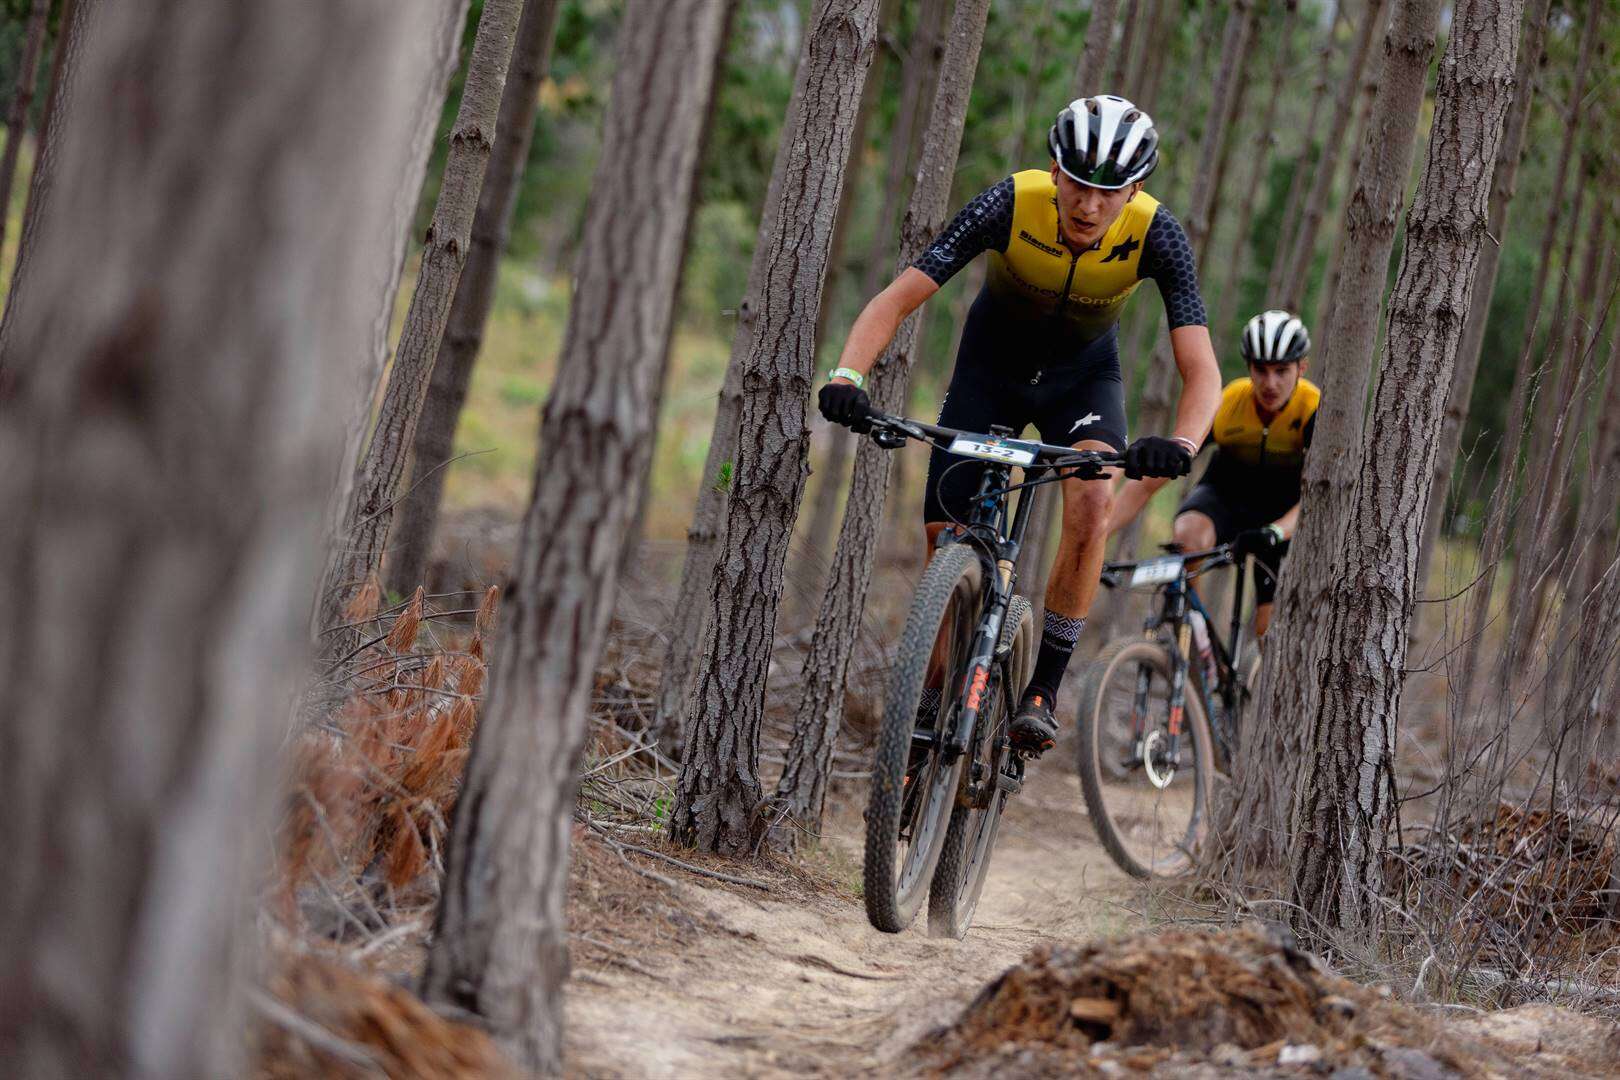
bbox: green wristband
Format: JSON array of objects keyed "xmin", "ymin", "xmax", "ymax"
[{"xmin": 828, "ymin": 367, "xmax": 865, "ymax": 389}]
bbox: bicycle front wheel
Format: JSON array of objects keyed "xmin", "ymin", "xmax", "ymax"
[
  {"xmin": 864, "ymin": 543, "xmax": 982, "ymax": 933},
  {"xmin": 1074, "ymin": 637, "xmax": 1215, "ymax": 879}
]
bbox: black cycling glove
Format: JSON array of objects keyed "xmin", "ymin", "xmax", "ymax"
[
  {"xmin": 1235, "ymin": 524, "xmax": 1286, "ymax": 557},
  {"xmin": 1123, "ymin": 435, "xmax": 1192, "ymax": 480},
  {"xmin": 818, "ymin": 382, "xmax": 872, "ymax": 432}
]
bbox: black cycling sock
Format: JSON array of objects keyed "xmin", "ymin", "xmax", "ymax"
[
  {"xmin": 1025, "ymin": 611, "xmax": 1086, "ymax": 704},
  {"xmin": 916, "ymin": 687, "xmax": 942, "ymax": 725}
]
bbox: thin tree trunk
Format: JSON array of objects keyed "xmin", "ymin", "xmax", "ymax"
[
  {"xmin": 1132, "ymin": 0, "xmax": 1175, "ymax": 112},
  {"xmin": 386, "ymin": 0, "xmax": 563, "ymax": 598},
  {"xmin": 1276, "ymin": 0, "xmax": 1387, "ymax": 312},
  {"xmin": 1285, "ymin": 0, "xmax": 1518, "ymax": 941},
  {"xmin": 650, "ymin": 13, "xmax": 826, "ymax": 752},
  {"xmin": 1075, "ymin": 0, "xmax": 1122, "ymax": 94},
  {"xmin": 773, "ymin": 0, "xmax": 992, "ymax": 841},
  {"xmin": 670, "ymin": 0, "xmax": 883, "ymax": 855},
  {"xmin": 318, "ymin": 0, "xmax": 525, "ymax": 639},
  {"xmin": 0, "ymin": 1, "xmax": 434, "ymax": 1073},
  {"xmin": 1310, "ymin": 24, "xmax": 1385, "ymax": 346},
  {"xmin": 0, "ymin": 0, "xmax": 95, "ymax": 363},
  {"xmin": 1265, "ymin": 0, "xmax": 1344, "ymax": 303},
  {"xmin": 1454, "ymin": 0, "xmax": 1598, "ymax": 704},
  {"xmin": 0, "ymin": 0, "xmax": 51, "ymax": 256},
  {"xmin": 1215, "ymin": 0, "xmax": 1441, "ymax": 887},
  {"xmin": 1108, "ymin": 0, "xmax": 1145, "ymax": 95},
  {"xmin": 1416, "ymin": 0, "xmax": 1551, "ymax": 584},
  {"xmin": 419, "ymin": 3, "xmax": 733, "ymax": 1071}
]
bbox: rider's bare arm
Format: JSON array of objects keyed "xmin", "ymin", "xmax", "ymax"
[
  {"xmin": 1166, "ymin": 324, "xmax": 1221, "ymax": 451},
  {"xmin": 1271, "ymin": 501, "xmax": 1302, "ymax": 540},
  {"xmin": 1106, "ymin": 473, "xmax": 1174, "ymax": 535},
  {"xmin": 828, "ymin": 268, "xmax": 940, "ymax": 384}
]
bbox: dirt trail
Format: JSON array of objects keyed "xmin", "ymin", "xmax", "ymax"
[{"xmin": 564, "ymin": 757, "xmax": 1145, "ymax": 1078}]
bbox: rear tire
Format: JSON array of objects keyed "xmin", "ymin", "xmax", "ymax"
[
  {"xmin": 1074, "ymin": 637, "xmax": 1215, "ymax": 879},
  {"xmin": 863, "ymin": 543, "xmax": 983, "ymax": 933},
  {"xmin": 927, "ymin": 594, "xmax": 1035, "ymax": 939}
]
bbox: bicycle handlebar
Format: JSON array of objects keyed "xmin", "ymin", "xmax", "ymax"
[{"xmin": 862, "ymin": 410, "xmax": 1125, "ymax": 474}]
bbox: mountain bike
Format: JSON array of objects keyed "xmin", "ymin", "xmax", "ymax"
[
  {"xmin": 1074, "ymin": 542, "xmax": 1262, "ymax": 879},
  {"xmin": 858, "ymin": 410, "xmax": 1122, "ymax": 937}
]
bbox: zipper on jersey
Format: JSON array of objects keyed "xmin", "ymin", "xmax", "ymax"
[
  {"xmin": 1260, "ymin": 425, "xmax": 1269, "ymax": 470},
  {"xmin": 1053, "ymin": 249, "xmax": 1080, "ymax": 323}
]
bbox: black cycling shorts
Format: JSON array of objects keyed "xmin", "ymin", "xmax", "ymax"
[
  {"xmin": 1176, "ymin": 482, "xmax": 1289, "ymax": 604},
  {"xmin": 923, "ymin": 293, "xmax": 1128, "ymax": 527}
]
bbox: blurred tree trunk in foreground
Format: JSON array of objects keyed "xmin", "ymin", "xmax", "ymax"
[
  {"xmin": 1286, "ymin": 0, "xmax": 1521, "ymax": 941},
  {"xmin": 1456, "ymin": 0, "xmax": 1600, "ymax": 703},
  {"xmin": 386, "ymin": 0, "xmax": 563, "ymax": 598},
  {"xmin": 420, "ymin": 2, "xmax": 733, "ymax": 1071},
  {"xmin": 0, "ymin": 1, "xmax": 432, "ymax": 1073},
  {"xmin": 318, "ymin": 0, "xmax": 524, "ymax": 641},
  {"xmin": 1417, "ymin": 0, "xmax": 1550, "ymax": 586},
  {"xmin": 671, "ymin": 0, "xmax": 882, "ymax": 855},
  {"xmin": 774, "ymin": 0, "xmax": 993, "ymax": 843},
  {"xmin": 0, "ymin": 0, "xmax": 95, "ymax": 352},
  {"xmin": 1215, "ymin": 0, "xmax": 1441, "ymax": 885},
  {"xmin": 0, "ymin": 0, "xmax": 52, "ymax": 256}
]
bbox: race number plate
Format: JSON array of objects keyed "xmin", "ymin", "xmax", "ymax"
[
  {"xmin": 947, "ymin": 435, "xmax": 1037, "ymax": 467},
  {"xmin": 1129, "ymin": 557, "xmax": 1184, "ymax": 587}
]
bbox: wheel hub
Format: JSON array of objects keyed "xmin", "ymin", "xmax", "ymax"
[{"xmin": 1140, "ymin": 729, "xmax": 1175, "ymax": 789}]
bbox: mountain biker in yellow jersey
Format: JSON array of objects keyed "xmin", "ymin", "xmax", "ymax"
[
  {"xmin": 1108, "ymin": 309, "xmax": 1319, "ymax": 637},
  {"xmin": 817, "ymin": 96, "xmax": 1221, "ymax": 756}
]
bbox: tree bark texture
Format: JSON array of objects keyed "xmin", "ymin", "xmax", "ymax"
[
  {"xmin": 1215, "ymin": 0, "xmax": 1441, "ymax": 886},
  {"xmin": 0, "ymin": 0, "xmax": 95, "ymax": 365},
  {"xmin": 1285, "ymin": 0, "xmax": 1520, "ymax": 940},
  {"xmin": 319, "ymin": 0, "xmax": 524, "ymax": 638},
  {"xmin": 1265, "ymin": 0, "xmax": 1344, "ymax": 304},
  {"xmin": 1276, "ymin": 0, "xmax": 1387, "ymax": 312},
  {"xmin": 670, "ymin": 0, "xmax": 883, "ymax": 854},
  {"xmin": 1108, "ymin": 0, "xmax": 1147, "ymax": 96},
  {"xmin": 0, "ymin": 1, "xmax": 432, "ymax": 1073},
  {"xmin": 773, "ymin": 0, "xmax": 992, "ymax": 840},
  {"xmin": 1455, "ymin": 0, "xmax": 1599, "ymax": 703},
  {"xmin": 1416, "ymin": 0, "xmax": 1550, "ymax": 582},
  {"xmin": 419, "ymin": 3, "xmax": 732, "ymax": 1071},
  {"xmin": 386, "ymin": 0, "xmax": 563, "ymax": 598},
  {"xmin": 1075, "ymin": 0, "xmax": 1122, "ymax": 95},
  {"xmin": 0, "ymin": 0, "xmax": 51, "ymax": 256}
]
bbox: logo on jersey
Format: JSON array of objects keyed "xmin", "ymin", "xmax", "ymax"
[
  {"xmin": 1017, "ymin": 229, "xmax": 1068, "ymax": 258},
  {"xmin": 1070, "ymin": 413, "xmax": 1103, "ymax": 433},
  {"xmin": 1100, "ymin": 235, "xmax": 1140, "ymax": 263}
]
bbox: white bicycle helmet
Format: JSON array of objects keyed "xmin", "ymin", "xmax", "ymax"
[
  {"xmin": 1240, "ymin": 309, "xmax": 1311, "ymax": 365},
  {"xmin": 1048, "ymin": 95, "xmax": 1159, "ymax": 189}
]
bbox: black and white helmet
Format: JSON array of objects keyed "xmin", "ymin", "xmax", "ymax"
[
  {"xmin": 1047, "ymin": 95, "xmax": 1159, "ymax": 189},
  {"xmin": 1240, "ymin": 310, "xmax": 1311, "ymax": 365}
]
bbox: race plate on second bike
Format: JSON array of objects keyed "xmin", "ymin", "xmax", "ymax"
[
  {"xmin": 1129, "ymin": 556, "xmax": 1184, "ymax": 587},
  {"xmin": 947, "ymin": 435, "xmax": 1038, "ymax": 466}
]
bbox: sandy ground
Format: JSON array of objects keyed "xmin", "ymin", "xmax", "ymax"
[{"xmin": 563, "ymin": 755, "xmax": 1157, "ymax": 1078}]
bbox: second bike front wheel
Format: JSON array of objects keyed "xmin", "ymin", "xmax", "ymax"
[
  {"xmin": 864, "ymin": 543, "xmax": 982, "ymax": 933},
  {"xmin": 1074, "ymin": 637, "xmax": 1216, "ymax": 879}
]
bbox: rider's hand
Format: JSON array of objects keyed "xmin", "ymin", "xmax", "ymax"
[
  {"xmin": 1234, "ymin": 524, "xmax": 1286, "ymax": 557},
  {"xmin": 1122, "ymin": 436, "xmax": 1192, "ymax": 480},
  {"xmin": 818, "ymin": 381, "xmax": 872, "ymax": 433}
]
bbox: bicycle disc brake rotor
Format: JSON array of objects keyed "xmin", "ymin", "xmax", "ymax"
[{"xmin": 1139, "ymin": 730, "xmax": 1175, "ymax": 789}]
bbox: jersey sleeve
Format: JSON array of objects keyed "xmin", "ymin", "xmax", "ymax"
[
  {"xmin": 911, "ymin": 177, "xmax": 1016, "ymax": 286},
  {"xmin": 1138, "ymin": 206, "xmax": 1208, "ymax": 330}
]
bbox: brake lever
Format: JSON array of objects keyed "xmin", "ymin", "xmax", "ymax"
[{"xmin": 871, "ymin": 427, "xmax": 907, "ymax": 449}]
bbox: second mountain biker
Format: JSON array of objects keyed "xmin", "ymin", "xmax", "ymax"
[{"xmin": 818, "ymin": 95, "xmax": 1222, "ymax": 755}]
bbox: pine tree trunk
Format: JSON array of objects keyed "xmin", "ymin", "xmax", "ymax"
[
  {"xmin": 1276, "ymin": 0, "xmax": 1387, "ymax": 312},
  {"xmin": 1265, "ymin": 0, "xmax": 1344, "ymax": 304},
  {"xmin": 0, "ymin": 1, "xmax": 434, "ymax": 1073},
  {"xmin": 419, "ymin": 3, "xmax": 732, "ymax": 1071},
  {"xmin": 0, "ymin": 0, "xmax": 95, "ymax": 359},
  {"xmin": 669, "ymin": 0, "xmax": 883, "ymax": 854},
  {"xmin": 1214, "ymin": 0, "xmax": 1441, "ymax": 887},
  {"xmin": 650, "ymin": 13, "xmax": 826, "ymax": 752},
  {"xmin": 0, "ymin": 0, "xmax": 51, "ymax": 256},
  {"xmin": 1454, "ymin": 0, "xmax": 1597, "ymax": 703},
  {"xmin": 1285, "ymin": 0, "xmax": 1520, "ymax": 940},
  {"xmin": 386, "ymin": 0, "xmax": 563, "ymax": 598},
  {"xmin": 1132, "ymin": 0, "xmax": 1175, "ymax": 112},
  {"xmin": 1108, "ymin": 0, "xmax": 1145, "ymax": 95},
  {"xmin": 318, "ymin": 0, "xmax": 525, "ymax": 639},
  {"xmin": 1416, "ymin": 0, "xmax": 1550, "ymax": 583},
  {"xmin": 772, "ymin": 0, "xmax": 992, "ymax": 841},
  {"xmin": 1074, "ymin": 0, "xmax": 1122, "ymax": 94},
  {"xmin": 1310, "ymin": 27, "xmax": 1386, "ymax": 344}
]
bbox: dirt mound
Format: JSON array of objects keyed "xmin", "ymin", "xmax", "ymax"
[{"xmin": 926, "ymin": 925, "xmax": 1620, "ymax": 1078}]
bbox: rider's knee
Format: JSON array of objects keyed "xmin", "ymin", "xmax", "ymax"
[
  {"xmin": 1062, "ymin": 480, "xmax": 1113, "ymax": 538},
  {"xmin": 1173, "ymin": 511, "xmax": 1213, "ymax": 550}
]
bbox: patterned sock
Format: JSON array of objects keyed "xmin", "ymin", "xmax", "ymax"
[
  {"xmin": 1026, "ymin": 611, "xmax": 1086, "ymax": 704},
  {"xmin": 917, "ymin": 687, "xmax": 943, "ymax": 725}
]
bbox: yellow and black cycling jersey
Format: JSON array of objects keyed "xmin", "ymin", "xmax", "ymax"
[
  {"xmin": 1197, "ymin": 376, "xmax": 1320, "ymax": 513},
  {"xmin": 912, "ymin": 169, "xmax": 1206, "ymax": 345}
]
